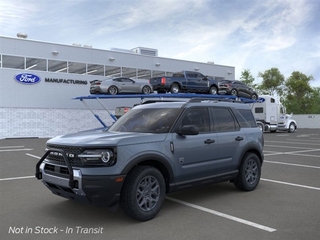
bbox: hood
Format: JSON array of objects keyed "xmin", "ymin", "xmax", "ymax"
[{"xmin": 47, "ymin": 129, "xmax": 167, "ymax": 147}]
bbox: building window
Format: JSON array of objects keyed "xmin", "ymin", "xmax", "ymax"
[
  {"xmin": 2, "ymin": 55, "xmax": 24, "ymax": 69},
  {"xmin": 137, "ymin": 69, "xmax": 151, "ymax": 79},
  {"xmin": 122, "ymin": 67, "xmax": 137, "ymax": 78},
  {"xmin": 26, "ymin": 57, "xmax": 47, "ymax": 71},
  {"xmin": 87, "ymin": 64, "xmax": 104, "ymax": 75},
  {"xmin": 105, "ymin": 66, "xmax": 121, "ymax": 77},
  {"xmin": 68, "ymin": 61, "xmax": 86, "ymax": 74},
  {"xmin": 48, "ymin": 60, "xmax": 68, "ymax": 73}
]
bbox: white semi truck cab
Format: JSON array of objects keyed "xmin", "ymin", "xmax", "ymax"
[{"xmin": 251, "ymin": 95, "xmax": 297, "ymax": 133}]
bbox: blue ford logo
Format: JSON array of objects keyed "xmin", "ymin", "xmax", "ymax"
[{"xmin": 14, "ymin": 73, "xmax": 41, "ymax": 85}]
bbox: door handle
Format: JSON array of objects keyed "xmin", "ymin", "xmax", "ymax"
[
  {"xmin": 204, "ymin": 139, "xmax": 215, "ymax": 144},
  {"xmin": 235, "ymin": 136, "xmax": 244, "ymax": 141}
]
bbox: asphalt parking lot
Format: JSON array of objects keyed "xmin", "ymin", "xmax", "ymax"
[{"xmin": 1, "ymin": 128, "xmax": 319, "ymax": 240}]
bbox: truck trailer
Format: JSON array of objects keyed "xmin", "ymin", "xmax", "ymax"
[{"xmin": 251, "ymin": 95, "xmax": 297, "ymax": 133}]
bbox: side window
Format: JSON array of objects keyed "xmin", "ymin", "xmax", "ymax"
[
  {"xmin": 255, "ymin": 107, "xmax": 263, "ymax": 113},
  {"xmin": 233, "ymin": 109, "xmax": 257, "ymax": 128},
  {"xmin": 180, "ymin": 108, "xmax": 210, "ymax": 133},
  {"xmin": 210, "ymin": 107, "xmax": 237, "ymax": 132}
]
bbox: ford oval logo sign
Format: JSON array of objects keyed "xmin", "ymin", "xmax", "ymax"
[{"xmin": 14, "ymin": 73, "xmax": 41, "ymax": 85}]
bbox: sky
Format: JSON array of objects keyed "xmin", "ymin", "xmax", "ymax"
[{"xmin": 1, "ymin": 0, "xmax": 320, "ymax": 87}]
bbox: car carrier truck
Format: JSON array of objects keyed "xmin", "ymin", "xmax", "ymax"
[{"xmin": 251, "ymin": 95, "xmax": 297, "ymax": 133}]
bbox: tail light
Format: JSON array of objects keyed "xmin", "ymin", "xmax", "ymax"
[{"xmin": 161, "ymin": 77, "xmax": 166, "ymax": 85}]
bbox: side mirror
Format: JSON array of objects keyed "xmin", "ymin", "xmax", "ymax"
[
  {"xmin": 176, "ymin": 125, "xmax": 199, "ymax": 136},
  {"xmin": 203, "ymin": 76, "xmax": 208, "ymax": 80}
]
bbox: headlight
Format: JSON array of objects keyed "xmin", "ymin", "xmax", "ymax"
[{"xmin": 78, "ymin": 149, "xmax": 116, "ymax": 166}]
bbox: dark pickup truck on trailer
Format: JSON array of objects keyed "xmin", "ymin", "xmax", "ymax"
[{"xmin": 150, "ymin": 71, "xmax": 219, "ymax": 94}]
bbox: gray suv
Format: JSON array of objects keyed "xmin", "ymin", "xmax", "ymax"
[{"xmin": 36, "ymin": 98, "xmax": 264, "ymax": 221}]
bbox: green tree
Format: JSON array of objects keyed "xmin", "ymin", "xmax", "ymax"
[
  {"xmin": 283, "ymin": 71, "xmax": 315, "ymax": 114},
  {"xmin": 258, "ymin": 68, "xmax": 285, "ymax": 96},
  {"xmin": 240, "ymin": 69, "xmax": 255, "ymax": 88}
]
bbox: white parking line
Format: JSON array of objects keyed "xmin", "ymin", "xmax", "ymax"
[
  {"xmin": 0, "ymin": 146, "xmax": 25, "ymax": 149},
  {"xmin": 264, "ymin": 148, "xmax": 320, "ymax": 157},
  {"xmin": 265, "ymin": 161, "xmax": 320, "ymax": 169},
  {"xmin": 26, "ymin": 153, "xmax": 41, "ymax": 159},
  {"xmin": 0, "ymin": 148, "xmax": 34, "ymax": 152},
  {"xmin": 265, "ymin": 144, "xmax": 316, "ymax": 150},
  {"xmin": 265, "ymin": 141, "xmax": 320, "ymax": 146},
  {"xmin": 261, "ymin": 178, "xmax": 320, "ymax": 191},
  {"xmin": 166, "ymin": 196, "xmax": 276, "ymax": 232},
  {"xmin": 0, "ymin": 176, "xmax": 34, "ymax": 181}
]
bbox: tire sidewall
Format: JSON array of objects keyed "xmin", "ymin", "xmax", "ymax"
[
  {"xmin": 231, "ymin": 89, "xmax": 238, "ymax": 96},
  {"xmin": 209, "ymin": 86, "xmax": 217, "ymax": 94},
  {"xmin": 142, "ymin": 86, "xmax": 151, "ymax": 94},
  {"xmin": 121, "ymin": 166, "xmax": 166, "ymax": 221},
  {"xmin": 236, "ymin": 153, "xmax": 261, "ymax": 191},
  {"xmin": 170, "ymin": 84, "xmax": 179, "ymax": 93},
  {"xmin": 108, "ymin": 86, "xmax": 118, "ymax": 95}
]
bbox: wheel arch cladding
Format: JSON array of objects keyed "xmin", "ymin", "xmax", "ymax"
[{"xmin": 121, "ymin": 154, "xmax": 174, "ymax": 193}]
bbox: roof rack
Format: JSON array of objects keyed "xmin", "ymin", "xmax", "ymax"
[{"xmin": 73, "ymin": 93, "xmax": 256, "ymax": 128}]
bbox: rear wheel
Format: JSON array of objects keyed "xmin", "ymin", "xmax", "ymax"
[
  {"xmin": 108, "ymin": 86, "xmax": 118, "ymax": 95},
  {"xmin": 234, "ymin": 153, "xmax": 261, "ymax": 191},
  {"xmin": 170, "ymin": 84, "xmax": 179, "ymax": 94},
  {"xmin": 142, "ymin": 86, "xmax": 152, "ymax": 94},
  {"xmin": 120, "ymin": 166, "xmax": 166, "ymax": 221}
]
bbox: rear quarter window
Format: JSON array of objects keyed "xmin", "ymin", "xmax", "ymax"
[{"xmin": 233, "ymin": 109, "xmax": 257, "ymax": 128}]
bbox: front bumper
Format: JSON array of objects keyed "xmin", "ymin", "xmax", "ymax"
[{"xmin": 35, "ymin": 149, "xmax": 125, "ymax": 209}]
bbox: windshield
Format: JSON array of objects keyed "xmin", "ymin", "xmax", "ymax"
[{"xmin": 109, "ymin": 107, "xmax": 182, "ymax": 133}]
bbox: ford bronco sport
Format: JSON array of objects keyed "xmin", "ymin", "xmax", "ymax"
[{"xmin": 36, "ymin": 98, "xmax": 264, "ymax": 221}]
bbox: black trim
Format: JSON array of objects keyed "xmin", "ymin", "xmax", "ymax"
[
  {"xmin": 35, "ymin": 149, "xmax": 76, "ymax": 188},
  {"xmin": 121, "ymin": 153, "xmax": 174, "ymax": 183},
  {"xmin": 169, "ymin": 170, "xmax": 239, "ymax": 192}
]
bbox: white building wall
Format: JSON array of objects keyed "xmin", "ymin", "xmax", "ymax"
[
  {"xmin": 293, "ymin": 114, "xmax": 320, "ymax": 129},
  {"xmin": 0, "ymin": 35, "xmax": 238, "ymax": 138}
]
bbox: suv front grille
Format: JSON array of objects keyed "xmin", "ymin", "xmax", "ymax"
[{"xmin": 46, "ymin": 144, "xmax": 84, "ymax": 167}]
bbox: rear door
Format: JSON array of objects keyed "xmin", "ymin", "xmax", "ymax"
[{"xmin": 209, "ymin": 107, "xmax": 245, "ymax": 172}]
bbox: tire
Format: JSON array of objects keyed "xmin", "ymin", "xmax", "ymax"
[
  {"xmin": 288, "ymin": 123, "xmax": 296, "ymax": 133},
  {"xmin": 231, "ymin": 89, "xmax": 238, "ymax": 96},
  {"xmin": 170, "ymin": 84, "xmax": 179, "ymax": 94},
  {"xmin": 209, "ymin": 86, "xmax": 218, "ymax": 95},
  {"xmin": 108, "ymin": 86, "xmax": 118, "ymax": 95},
  {"xmin": 120, "ymin": 166, "xmax": 166, "ymax": 221},
  {"xmin": 251, "ymin": 94, "xmax": 258, "ymax": 100},
  {"xmin": 234, "ymin": 153, "xmax": 261, "ymax": 191},
  {"xmin": 142, "ymin": 86, "xmax": 152, "ymax": 94}
]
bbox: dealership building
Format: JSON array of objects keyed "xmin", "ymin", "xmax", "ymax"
[{"xmin": 0, "ymin": 35, "xmax": 236, "ymax": 139}]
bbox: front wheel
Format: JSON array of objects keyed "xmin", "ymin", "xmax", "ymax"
[
  {"xmin": 120, "ymin": 166, "xmax": 166, "ymax": 221},
  {"xmin": 234, "ymin": 153, "xmax": 261, "ymax": 191},
  {"xmin": 209, "ymin": 86, "xmax": 218, "ymax": 95},
  {"xmin": 288, "ymin": 123, "xmax": 296, "ymax": 133}
]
